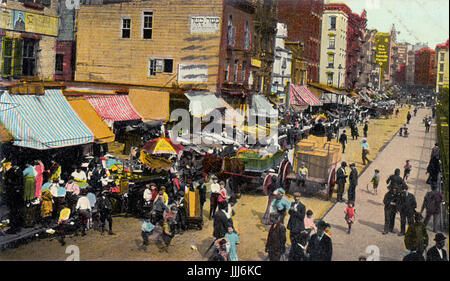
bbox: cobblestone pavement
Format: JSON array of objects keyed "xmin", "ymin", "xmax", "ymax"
[{"xmin": 0, "ymin": 107, "xmax": 416, "ymax": 261}]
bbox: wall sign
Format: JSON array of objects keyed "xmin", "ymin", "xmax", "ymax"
[
  {"xmin": 189, "ymin": 16, "xmax": 220, "ymax": 34},
  {"xmin": 178, "ymin": 63, "xmax": 208, "ymax": 82}
]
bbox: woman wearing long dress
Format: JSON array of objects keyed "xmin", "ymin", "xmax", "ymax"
[
  {"xmin": 262, "ymin": 175, "xmax": 278, "ymax": 225},
  {"xmin": 33, "ymin": 160, "xmax": 44, "ymax": 198}
]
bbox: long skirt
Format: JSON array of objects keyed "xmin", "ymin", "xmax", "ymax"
[
  {"xmin": 262, "ymin": 194, "xmax": 275, "ymax": 225},
  {"xmin": 23, "ymin": 175, "xmax": 35, "ymax": 201}
]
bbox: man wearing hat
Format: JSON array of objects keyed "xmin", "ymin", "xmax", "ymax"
[
  {"xmin": 96, "ymin": 187, "xmax": 114, "ymax": 235},
  {"xmin": 398, "ymin": 185, "xmax": 417, "ymax": 236},
  {"xmin": 386, "ymin": 168, "xmax": 407, "ymax": 191},
  {"xmin": 287, "ymin": 192, "xmax": 306, "ymax": 253},
  {"xmin": 382, "ymin": 186, "xmax": 400, "ymax": 234},
  {"xmin": 339, "ymin": 130, "xmax": 348, "ymax": 153},
  {"xmin": 335, "ymin": 162, "xmax": 348, "ymax": 202},
  {"xmin": 348, "ymin": 163, "xmax": 358, "ymax": 203},
  {"xmin": 307, "ymin": 220, "xmax": 333, "ymax": 261},
  {"xmin": 426, "ymin": 233, "xmax": 448, "ymax": 261}
]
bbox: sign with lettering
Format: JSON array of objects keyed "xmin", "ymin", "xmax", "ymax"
[
  {"xmin": 0, "ymin": 8, "xmax": 58, "ymax": 36},
  {"xmin": 374, "ymin": 32, "xmax": 390, "ymax": 72},
  {"xmin": 178, "ymin": 63, "xmax": 208, "ymax": 82},
  {"xmin": 0, "ymin": 9, "xmax": 13, "ymax": 30},
  {"xmin": 189, "ymin": 16, "xmax": 220, "ymax": 34},
  {"xmin": 24, "ymin": 12, "xmax": 58, "ymax": 36}
]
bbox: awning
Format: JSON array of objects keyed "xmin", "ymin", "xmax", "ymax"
[
  {"xmin": 289, "ymin": 84, "xmax": 323, "ymax": 107},
  {"xmin": 67, "ymin": 97, "xmax": 115, "ymax": 143},
  {"xmin": 0, "ymin": 121, "xmax": 13, "ymax": 142},
  {"xmin": 0, "ymin": 89, "xmax": 94, "ymax": 150},
  {"xmin": 185, "ymin": 91, "xmax": 225, "ymax": 118},
  {"xmin": 218, "ymin": 97, "xmax": 244, "ymax": 126},
  {"xmin": 85, "ymin": 95, "xmax": 142, "ymax": 124},
  {"xmin": 250, "ymin": 94, "xmax": 278, "ymax": 118},
  {"xmin": 128, "ymin": 89, "xmax": 170, "ymax": 121}
]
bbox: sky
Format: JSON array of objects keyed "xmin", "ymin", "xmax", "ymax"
[{"xmin": 327, "ymin": 0, "xmax": 449, "ymax": 48}]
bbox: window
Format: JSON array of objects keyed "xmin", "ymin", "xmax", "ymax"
[
  {"xmin": 328, "ymin": 37, "xmax": 335, "ymax": 49},
  {"xmin": 142, "ymin": 11, "xmax": 153, "ymax": 39},
  {"xmin": 440, "ymin": 63, "xmax": 444, "ymax": 72},
  {"xmin": 440, "ymin": 53, "xmax": 445, "ymax": 61},
  {"xmin": 439, "ymin": 73, "xmax": 444, "ymax": 82},
  {"xmin": 224, "ymin": 59, "xmax": 230, "ymax": 81},
  {"xmin": 240, "ymin": 60, "xmax": 246, "ymax": 82},
  {"xmin": 233, "ymin": 59, "xmax": 238, "ymax": 82},
  {"xmin": 55, "ymin": 54, "xmax": 64, "ymax": 73},
  {"xmin": 329, "ymin": 16, "xmax": 336, "ymax": 30},
  {"xmin": 327, "ymin": 53, "xmax": 334, "ymax": 68},
  {"xmin": 1, "ymin": 38, "xmax": 13, "ymax": 75},
  {"xmin": 227, "ymin": 15, "xmax": 234, "ymax": 47},
  {"xmin": 327, "ymin": 73, "xmax": 334, "ymax": 86},
  {"xmin": 148, "ymin": 58, "xmax": 173, "ymax": 76},
  {"xmin": 22, "ymin": 39, "xmax": 36, "ymax": 76},
  {"xmin": 244, "ymin": 21, "xmax": 250, "ymax": 50},
  {"xmin": 121, "ymin": 18, "xmax": 131, "ymax": 38}
]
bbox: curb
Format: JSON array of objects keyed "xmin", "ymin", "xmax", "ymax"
[{"xmin": 320, "ymin": 128, "xmax": 400, "ymax": 221}]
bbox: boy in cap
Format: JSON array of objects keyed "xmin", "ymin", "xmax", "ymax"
[{"xmin": 96, "ymin": 187, "xmax": 114, "ymax": 235}]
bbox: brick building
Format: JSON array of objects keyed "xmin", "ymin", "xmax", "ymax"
[
  {"xmin": 344, "ymin": 9, "xmax": 366, "ymax": 89},
  {"xmin": 0, "ymin": 0, "xmax": 59, "ymax": 82},
  {"xmin": 277, "ymin": 0, "xmax": 324, "ymax": 83},
  {"xmin": 414, "ymin": 47, "xmax": 436, "ymax": 87}
]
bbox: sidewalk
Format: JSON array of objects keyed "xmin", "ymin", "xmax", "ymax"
[{"xmin": 322, "ymin": 107, "xmax": 449, "ymax": 261}]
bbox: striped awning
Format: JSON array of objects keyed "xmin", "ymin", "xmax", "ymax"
[
  {"xmin": 67, "ymin": 97, "xmax": 115, "ymax": 143},
  {"xmin": 85, "ymin": 95, "xmax": 142, "ymax": 124},
  {"xmin": 0, "ymin": 89, "xmax": 94, "ymax": 150},
  {"xmin": 289, "ymin": 84, "xmax": 323, "ymax": 106}
]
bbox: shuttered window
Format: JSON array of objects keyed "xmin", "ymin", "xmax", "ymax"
[{"xmin": 1, "ymin": 38, "xmax": 13, "ymax": 76}]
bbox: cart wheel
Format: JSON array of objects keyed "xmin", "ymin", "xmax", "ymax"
[
  {"xmin": 282, "ymin": 161, "xmax": 292, "ymax": 190},
  {"xmin": 278, "ymin": 159, "xmax": 288, "ymax": 177}
]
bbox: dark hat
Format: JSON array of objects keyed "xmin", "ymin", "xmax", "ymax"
[
  {"xmin": 341, "ymin": 161, "xmax": 347, "ymax": 167},
  {"xmin": 293, "ymin": 192, "xmax": 302, "ymax": 198},
  {"xmin": 434, "ymin": 233, "xmax": 446, "ymax": 242},
  {"xmin": 317, "ymin": 220, "xmax": 329, "ymax": 229},
  {"xmin": 350, "ymin": 163, "xmax": 356, "ymax": 167}
]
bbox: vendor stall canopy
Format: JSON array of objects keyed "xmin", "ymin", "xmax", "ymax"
[
  {"xmin": 184, "ymin": 91, "xmax": 225, "ymax": 118},
  {"xmin": 250, "ymin": 94, "xmax": 278, "ymax": 118},
  {"xmin": 128, "ymin": 89, "xmax": 170, "ymax": 122},
  {"xmin": 0, "ymin": 89, "xmax": 94, "ymax": 149},
  {"xmin": 289, "ymin": 84, "xmax": 323, "ymax": 107},
  {"xmin": 142, "ymin": 137, "xmax": 183, "ymax": 155},
  {"xmin": 85, "ymin": 94, "xmax": 142, "ymax": 125}
]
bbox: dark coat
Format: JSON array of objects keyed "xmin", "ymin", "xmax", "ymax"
[
  {"xmin": 383, "ymin": 191, "xmax": 399, "ymax": 210},
  {"xmin": 403, "ymin": 252, "xmax": 425, "ymax": 261},
  {"xmin": 398, "ymin": 192, "xmax": 417, "ymax": 214},
  {"xmin": 339, "ymin": 133, "xmax": 347, "ymax": 144},
  {"xmin": 386, "ymin": 174, "xmax": 406, "ymax": 190},
  {"xmin": 349, "ymin": 168, "xmax": 358, "ymax": 187},
  {"xmin": 213, "ymin": 210, "xmax": 232, "ymax": 239},
  {"xmin": 287, "ymin": 201, "xmax": 306, "ymax": 233},
  {"xmin": 265, "ymin": 222, "xmax": 286, "ymax": 255},
  {"xmin": 307, "ymin": 233, "xmax": 333, "ymax": 261},
  {"xmin": 421, "ymin": 190, "xmax": 443, "ymax": 215},
  {"xmin": 426, "ymin": 246, "xmax": 448, "ymax": 261},
  {"xmin": 96, "ymin": 195, "xmax": 112, "ymax": 212},
  {"xmin": 336, "ymin": 167, "xmax": 347, "ymax": 185}
]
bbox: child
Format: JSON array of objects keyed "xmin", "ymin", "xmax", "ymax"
[
  {"xmin": 224, "ymin": 227, "xmax": 239, "ymax": 261},
  {"xmin": 403, "ymin": 160, "xmax": 411, "ymax": 181},
  {"xmin": 141, "ymin": 215, "xmax": 155, "ymax": 247},
  {"xmin": 344, "ymin": 201, "xmax": 356, "ymax": 234},
  {"xmin": 304, "ymin": 209, "xmax": 317, "ymax": 237},
  {"xmin": 369, "ymin": 169, "xmax": 380, "ymax": 195}
]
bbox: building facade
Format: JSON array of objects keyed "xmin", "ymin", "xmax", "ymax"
[
  {"xmin": 277, "ymin": 0, "xmax": 323, "ymax": 83},
  {"xmin": 270, "ymin": 22, "xmax": 291, "ymax": 101},
  {"xmin": 414, "ymin": 47, "xmax": 436, "ymax": 87},
  {"xmin": 344, "ymin": 10, "xmax": 366, "ymax": 89},
  {"xmin": 393, "ymin": 42, "xmax": 408, "ymax": 85},
  {"xmin": 319, "ymin": 5, "xmax": 347, "ymax": 88},
  {"xmin": 435, "ymin": 39, "xmax": 449, "ymax": 93},
  {"xmin": 406, "ymin": 42, "xmax": 428, "ymax": 86},
  {"xmin": 0, "ymin": 0, "xmax": 59, "ymax": 81},
  {"xmin": 356, "ymin": 28, "xmax": 378, "ymax": 89}
]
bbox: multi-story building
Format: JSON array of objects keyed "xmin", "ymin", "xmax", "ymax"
[
  {"xmin": 435, "ymin": 39, "xmax": 449, "ymax": 93},
  {"xmin": 74, "ymin": 0, "xmax": 255, "ymax": 100},
  {"xmin": 286, "ymin": 40, "xmax": 307, "ymax": 86},
  {"xmin": 414, "ymin": 47, "xmax": 436, "ymax": 87},
  {"xmin": 0, "ymin": 0, "xmax": 59, "ymax": 82},
  {"xmin": 344, "ymin": 9, "xmax": 366, "ymax": 89},
  {"xmin": 249, "ymin": 0, "xmax": 277, "ymax": 96},
  {"xmin": 356, "ymin": 28, "xmax": 378, "ymax": 89},
  {"xmin": 319, "ymin": 4, "xmax": 348, "ymax": 88},
  {"xmin": 406, "ymin": 43, "xmax": 428, "ymax": 86},
  {"xmin": 277, "ymin": 0, "xmax": 324, "ymax": 83},
  {"xmin": 271, "ymin": 22, "xmax": 291, "ymax": 101},
  {"xmin": 393, "ymin": 42, "xmax": 408, "ymax": 85}
]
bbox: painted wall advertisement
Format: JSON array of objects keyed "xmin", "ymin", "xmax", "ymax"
[
  {"xmin": 374, "ymin": 32, "xmax": 390, "ymax": 72},
  {"xmin": 178, "ymin": 63, "xmax": 208, "ymax": 82},
  {"xmin": 0, "ymin": 8, "xmax": 58, "ymax": 36},
  {"xmin": 189, "ymin": 16, "xmax": 220, "ymax": 34}
]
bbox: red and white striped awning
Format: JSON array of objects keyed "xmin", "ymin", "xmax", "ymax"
[
  {"xmin": 85, "ymin": 95, "xmax": 142, "ymax": 123},
  {"xmin": 289, "ymin": 84, "xmax": 323, "ymax": 107}
]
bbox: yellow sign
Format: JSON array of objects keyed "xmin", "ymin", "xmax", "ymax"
[
  {"xmin": 24, "ymin": 12, "xmax": 58, "ymax": 36},
  {"xmin": 0, "ymin": 9, "xmax": 13, "ymax": 30},
  {"xmin": 153, "ymin": 138, "xmax": 177, "ymax": 153},
  {"xmin": 251, "ymin": 58, "xmax": 262, "ymax": 68}
]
